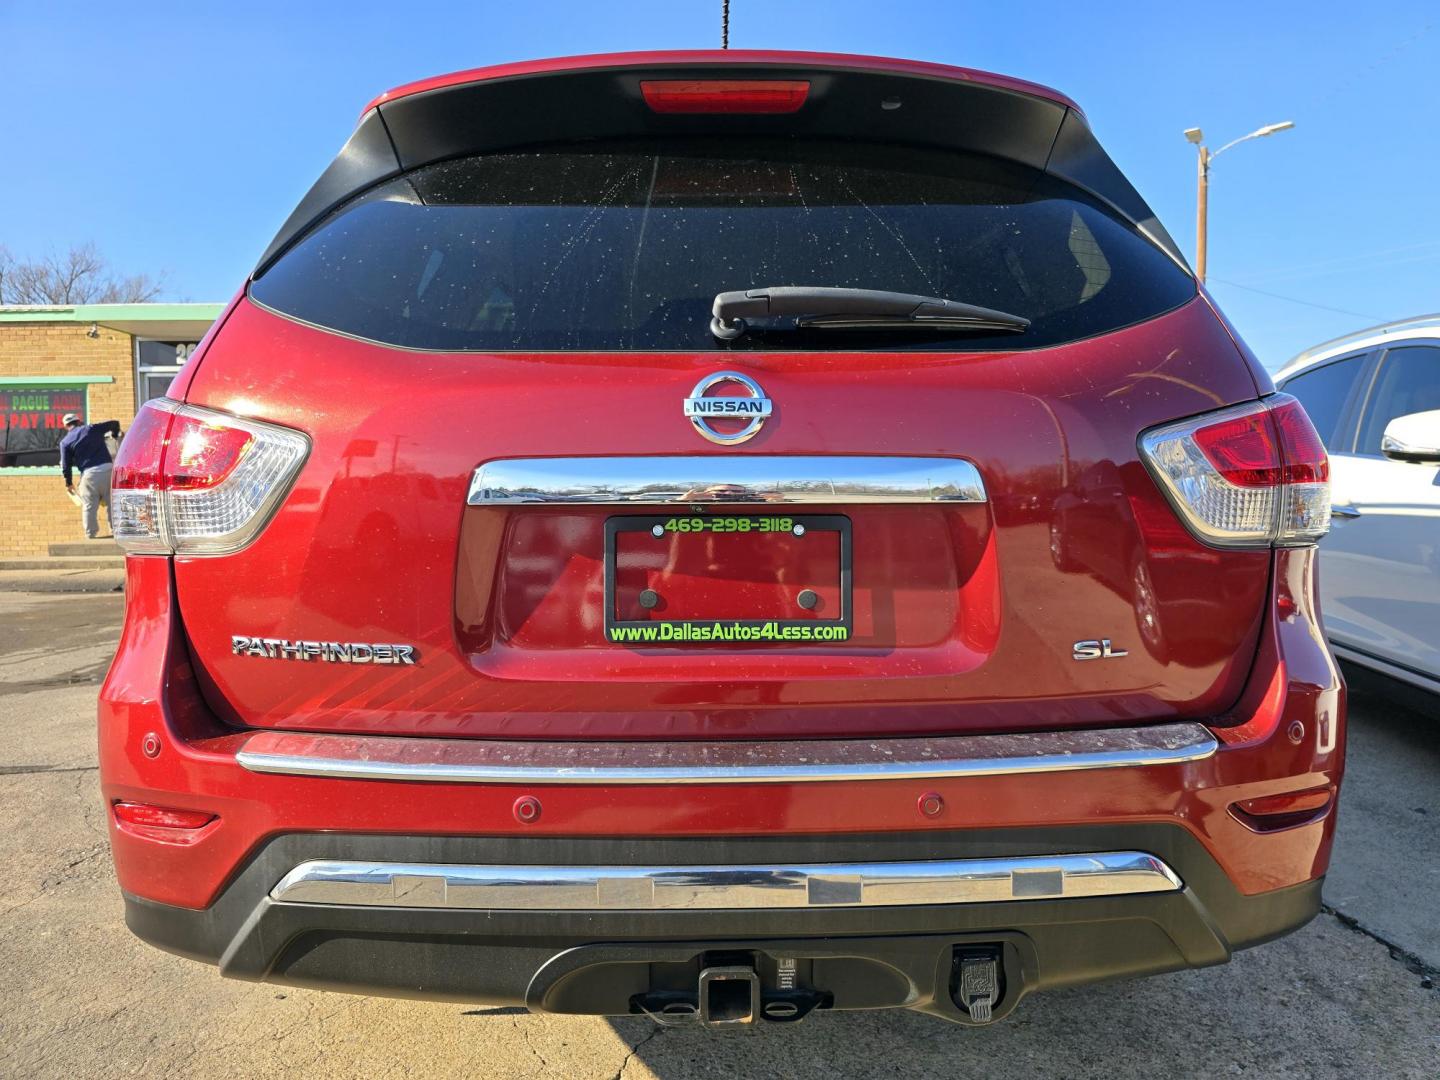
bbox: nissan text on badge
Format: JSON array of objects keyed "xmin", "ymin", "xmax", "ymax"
[{"xmin": 99, "ymin": 52, "xmax": 1345, "ymax": 1028}]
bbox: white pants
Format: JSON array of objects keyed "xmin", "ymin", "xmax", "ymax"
[{"xmin": 77, "ymin": 463, "xmax": 113, "ymax": 539}]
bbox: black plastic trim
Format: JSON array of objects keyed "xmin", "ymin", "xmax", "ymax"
[
  {"xmin": 254, "ymin": 109, "xmax": 402, "ymax": 273},
  {"xmin": 252, "ymin": 61, "xmax": 1188, "ymax": 278},
  {"xmin": 1043, "ymin": 108, "xmax": 1187, "ymax": 271},
  {"xmin": 123, "ymin": 825, "xmax": 1320, "ymax": 1017}
]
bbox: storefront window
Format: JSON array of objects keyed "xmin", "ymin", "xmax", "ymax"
[
  {"xmin": 135, "ymin": 339, "xmax": 199, "ymax": 407},
  {"xmin": 0, "ymin": 385, "xmax": 87, "ymax": 467}
]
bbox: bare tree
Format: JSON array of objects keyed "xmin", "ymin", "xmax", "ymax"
[{"xmin": 0, "ymin": 243, "xmax": 165, "ymax": 305}]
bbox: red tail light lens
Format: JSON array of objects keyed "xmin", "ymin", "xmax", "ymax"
[
  {"xmin": 110, "ymin": 399, "xmax": 309, "ymax": 556},
  {"xmin": 640, "ymin": 79, "xmax": 810, "ymax": 114},
  {"xmin": 113, "ymin": 802, "xmax": 218, "ymax": 845},
  {"xmin": 110, "ymin": 400, "xmax": 171, "ymax": 491},
  {"xmin": 1192, "ymin": 411, "xmax": 1282, "ymax": 488},
  {"xmin": 1139, "ymin": 393, "xmax": 1331, "ymax": 547},
  {"xmin": 164, "ymin": 415, "xmax": 255, "ymax": 490},
  {"xmin": 1268, "ymin": 394, "xmax": 1330, "ymax": 485}
]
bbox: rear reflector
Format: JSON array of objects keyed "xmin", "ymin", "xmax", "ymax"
[
  {"xmin": 1139, "ymin": 393, "xmax": 1330, "ymax": 548},
  {"xmin": 640, "ymin": 79, "xmax": 809, "ymax": 114},
  {"xmin": 110, "ymin": 399, "xmax": 309, "ymax": 556},
  {"xmin": 113, "ymin": 802, "xmax": 218, "ymax": 845},
  {"xmin": 1230, "ymin": 787, "xmax": 1333, "ymax": 832}
]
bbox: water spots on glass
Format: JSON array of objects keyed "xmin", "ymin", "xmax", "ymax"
[{"xmin": 250, "ymin": 141, "xmax": 1194, "ymax": 352}]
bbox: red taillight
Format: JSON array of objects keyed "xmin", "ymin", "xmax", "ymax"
[
  {"xmin": 640, "ymin": 79, "xmax": 810, "ymax": 114},
  {"xmin": 1268, "ymin": 394, "xmax": 1330, "ymax": 485},
  {"xmin": 110, "ymin": 399, "xmax": 309, "ymax": 556},
  {"xmin": 164, "ymin": 415, "xmax": 254, "ymax": 490},
  {"xmin": 1191, "ymin": 394, "xmax": 1329, "ymax": 489},
  {"xmin": 1139, "ymin": 393, "xmax": 1331, "ymax": 547},
  {"xmin": 113, "ymin": 802, "xmax": 217, "ymax": 845},
  {"xmin": 112, "ymin": 406, "xmax": 255, "ymax": 493},
  {"xmin": 1193, "ymin": 411, "xmax": 1281, "ymax": 488},
  {"xmin": 110, "ymin": 400, "xmax": 172, "ymax": 491}
]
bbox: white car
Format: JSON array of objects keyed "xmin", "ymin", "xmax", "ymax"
[{"xmin": 1276, "ymin": 316, "xmax": 1440, "ymax": 693}]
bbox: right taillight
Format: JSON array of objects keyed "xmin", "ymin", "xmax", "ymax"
[
  {"xmin": 1139, "ymin": 393, "xmax": 1330, "ymax": 548},
  {"xmin": 111, "ymin": 399, "xmax": 309, "ymax": 555}
]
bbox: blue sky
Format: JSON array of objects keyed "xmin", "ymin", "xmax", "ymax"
[{"xmin": 3, "ymin": 0, "xmax": 1436, "ymax": 368}]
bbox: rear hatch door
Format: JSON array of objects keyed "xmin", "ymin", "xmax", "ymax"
[{"xmin": 174, "ymin": 80, "xmax": 1269, "ymax": 739}]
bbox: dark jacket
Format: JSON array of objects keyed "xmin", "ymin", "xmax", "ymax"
[{"xmin": 58, "ymin": 420, "xmax": 120, "ymax": 485}]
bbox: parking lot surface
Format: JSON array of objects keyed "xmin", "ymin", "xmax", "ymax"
[{"xmin": 1, "ymin": 590, "xmax": 1436, "ymax": 1078}]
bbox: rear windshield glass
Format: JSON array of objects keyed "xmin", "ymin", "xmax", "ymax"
[{"xmin": 250, "ymin": 139, "xmax": 1195, "ymax": 352}]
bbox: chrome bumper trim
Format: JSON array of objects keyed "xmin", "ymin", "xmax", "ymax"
[
  {"xmin": 270, "ymin": 852, "xmax": 1183, "ymax": 910},
  {"xmin": 235, "ymin": 723, "xmax": 1218, "ymax": 785},
  {"xmin": 466, "ymin": 455, "xmax": 987, "ymax": 506}
]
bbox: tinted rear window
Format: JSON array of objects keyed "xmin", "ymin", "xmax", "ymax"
[{"xmin": 250, "ymin": 139, "xmax": 1195, "ymax": 352}]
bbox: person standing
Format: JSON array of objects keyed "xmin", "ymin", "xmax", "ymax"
[{"xmin": 58, "ymin": 413, "xmax": 122, "ymax": 539}]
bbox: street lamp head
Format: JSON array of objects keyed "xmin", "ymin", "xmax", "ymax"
[{"xmin": 1189, "ymin": 119, "xmax": 1292, "ymax": 283}]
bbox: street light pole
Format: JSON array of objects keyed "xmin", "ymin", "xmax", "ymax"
[
  {"xmin": 1195, "ymin": 143, "xmax": 1211, "ymax": 281},
  {"xmin": 1183, "ymin": 121, "xmax": 1294, "ymax": 284}
]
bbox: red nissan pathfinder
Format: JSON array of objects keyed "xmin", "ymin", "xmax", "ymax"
[{"xmin": 99, "ymin": 51, "xmax": 1345, "ymax": 1027}]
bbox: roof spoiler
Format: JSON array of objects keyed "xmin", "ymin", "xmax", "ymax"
[{"xmin": 253, "ymin": 52, "xmax": 1189, "ymax": 276}]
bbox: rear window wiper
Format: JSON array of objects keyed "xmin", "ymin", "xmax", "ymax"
[{"xmin": 710, "ymin": 286, "xmax": 1030, "ymax": 341}]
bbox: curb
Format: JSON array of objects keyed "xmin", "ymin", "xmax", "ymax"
[{"xmin": 0, "ymin": 569, "xmax": 126, "ymax": 594}]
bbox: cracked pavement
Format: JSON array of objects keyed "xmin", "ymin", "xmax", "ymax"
[{"xmin": 0, "ymin": 591, "xmax": 1436, "ymax": 1077}]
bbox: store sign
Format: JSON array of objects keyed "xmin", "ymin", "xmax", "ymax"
[{"xmin": 0, "ymin": 385, "xmax": 86, "ymax": 466}]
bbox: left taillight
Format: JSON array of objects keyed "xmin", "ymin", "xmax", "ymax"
[
  {"xmin": 1139, "ymin": 392, "xmax": 1331, "ymax": 548},
  {"xmin": 111, "ymin": 399, "xmax": 309, "ymax": 555}
]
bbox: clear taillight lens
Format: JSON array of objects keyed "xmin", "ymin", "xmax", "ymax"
[
  {"xmin": 1139, "ymin": 393, "xmax": 1330, "ymax": 548},
  {"xmin": 110, "ymin": 399, "xmax": 309, "ymax": 555}
]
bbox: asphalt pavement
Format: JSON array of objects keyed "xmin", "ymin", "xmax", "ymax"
[{"xmin": 1, "ymin": 590, "xmax": 1436, "ymax": 1078}]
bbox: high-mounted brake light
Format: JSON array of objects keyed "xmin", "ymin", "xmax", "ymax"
[
  {"xmin": 640, "ymin": 79, "xmax": 810, "ymax": 114},
  {"xmin": 1139, "ymin": 393, "xmax": 1330, "ymax": 548},
  {"xmin": 110, "ymin": 399, "xmax": 309, "ymax": 556}
]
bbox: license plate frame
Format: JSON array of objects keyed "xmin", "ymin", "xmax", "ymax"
[{"xmin": 604, "ymin": 514, "xmax": 853, "ymax": 646}]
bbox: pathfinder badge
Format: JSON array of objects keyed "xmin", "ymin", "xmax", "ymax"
[{"xmin": 231, "ymin": 635, "xmax": 417, "ymax": 665}]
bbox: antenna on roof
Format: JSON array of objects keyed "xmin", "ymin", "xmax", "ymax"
[{"xmin": 722, "ymin": 0, "xmax": 730, "ymax": 48}]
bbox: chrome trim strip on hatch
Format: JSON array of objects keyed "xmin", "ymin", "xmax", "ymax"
[
  {"xmin": 235, "ymin": 723, "xmax": 1219, "ymax": 785},
  {"xmin": 270, "ymin": 852, "xmax": 1183, "ymax": 910},
  {"xmin": 465, "ymin": 456, "xmax": 987, "ymax": 506}
]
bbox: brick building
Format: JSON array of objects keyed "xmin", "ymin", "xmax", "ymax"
[{"xmin": 0, "ymin": 303, "xmax": 221, "ymax": 556}]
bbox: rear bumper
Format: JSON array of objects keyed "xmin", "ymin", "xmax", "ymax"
[
  {"xmin": 101, "ymin": 550, "xmax": 1343, "ymax": 1015},
  {"xmin": 124, "ymin": 826, "xmax": 1322, "ymax": 1021}
]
